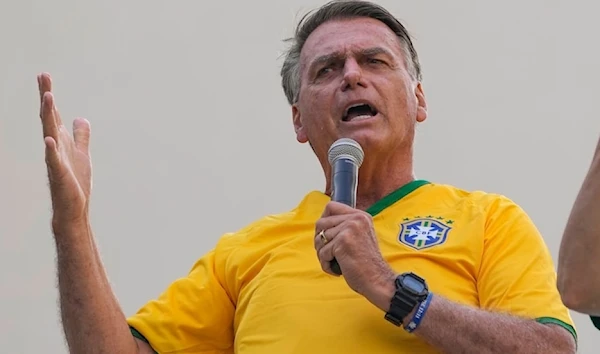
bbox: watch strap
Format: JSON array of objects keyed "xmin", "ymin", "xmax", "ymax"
[
  {"xmin": 384, "ymin": 273, "xmax": 428, "ymax": 326},
  {"xmin": 385, "ymin": 290, "xmax": 419, "ymax": 325}
]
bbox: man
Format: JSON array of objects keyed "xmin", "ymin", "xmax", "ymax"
[
  {"xmin": 558, "ymin": 135, "xmax": 600, "ymax": 330},
  {"xmin": 38, "ymin": 1, "xmax": 576, "ymax": 353}
]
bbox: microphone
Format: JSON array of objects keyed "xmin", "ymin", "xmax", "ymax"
[{"xmin": 327, "ymin": 138, "xmax": 364, "ymax": 275}]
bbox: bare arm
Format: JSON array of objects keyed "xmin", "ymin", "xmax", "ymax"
[
  {"xmin": 54, "ymin": 221, "xmax": 154, "ymax": 354},
  {"xmin": 557, "ymin": 136, "xmax": 600, "ymax": 315},
  {"xmin": 38, "ymin": 73, "xmax": 153, "ymax": 354},
  {"xmin": 405, "ymin": 295, "xmax": 575, "ymax": 354},
  {"xmin": 364, "ymin": 281, "xmax": 576, "ymax": 354},
  {"xmin": 315, "ymin": 201, "xmax": 576, "ymax": 354}
]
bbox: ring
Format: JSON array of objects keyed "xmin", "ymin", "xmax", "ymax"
[{"xmin": 318, "ymin": 230, "xmax": 328, "ymax": 244}]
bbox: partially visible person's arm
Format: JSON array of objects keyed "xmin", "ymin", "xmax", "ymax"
[
  {"xmin": 316, "ymin": 197, "xmax": 577, "ymax": 354},
  {"xmin": 54, "ymin": 220, "xmax": 155, "ymax": 354},
  {"xmin": 38, "ymin": 73, "xmax": 153, "ymax": 354},
  {"xmin": 39, "ymin": 73, "xmax": 237, "ymax": 353},
  {"xmin": 397, "ymin": 196, "xmax": 577, "ymax": 353},
  {"xmin": 558, "ymin": 136, "xmax": 600, "ymax": 315},
  {"xmin": 405, "ymin": 294, "xmax": 573, "ymax": 354},
  {"xmin": 365, "ymin": 279, "xmax": 575, "ymax": 354}
]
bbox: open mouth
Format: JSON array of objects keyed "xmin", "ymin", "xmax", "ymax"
[{"xmin": 342, "ymin": 103, "xmax": 378, "ymax": 122}]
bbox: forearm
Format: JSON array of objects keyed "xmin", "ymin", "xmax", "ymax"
[
  {"xmin": 558, "ymin": 140, "xmax": 600, "ymax": 312},
  {"xmin": 53, "ymin": 220, "xmax": 139, "ymax": 354},
  {"xmin": 366, "ymin": 274, "xmax": 573, "ymax": 353},
  {"xmin": 408, "ymin": 295, "xmax": 575, "ymax": 354}
]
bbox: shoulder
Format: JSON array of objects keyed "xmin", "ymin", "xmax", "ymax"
[
  {"xmin": 214, "ymin": 190, "xmax": 327, "ymax": 252},
  {"xmin": 424, "ymin": 182, "xmax": 537, "ymax": 238},
  {"xmin": 427, "ymin": 182, "xmax": 527, "ymax": 216}
]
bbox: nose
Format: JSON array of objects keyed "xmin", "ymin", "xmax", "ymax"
[{"xmin": 340, "ymin": 58, "xmax": 365, "ymax": 91}]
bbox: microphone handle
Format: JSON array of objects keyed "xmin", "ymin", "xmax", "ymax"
[{"xmin": 329, "ymin": 158, "xmax": 359, "ymax": 275}]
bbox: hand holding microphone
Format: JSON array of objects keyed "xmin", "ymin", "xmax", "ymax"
[
  {"xmin": 314, "ymin": 138, "xmax": 395, "ymax": 303},
  {"xmin": 325, "ymin": 138, "xmax": 364, "ymax": 275}
]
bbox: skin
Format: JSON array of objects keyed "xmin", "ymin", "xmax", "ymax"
[
  {"xmin": 557, "ymin": 136, "xmax": 600, "ymax": 315},
  {"xmin": 37, "ymin": 14, "xmax": 576, "ymax": 354},
  {"xmin": 292, "ymin": 18, "xmax": 426, "ymax": 211},
  {"xmin": 38, "ymin": 74, "xmax": 153, "ymax": 353},
  {"xmin": 298, "ymin": 18, "xmax": 577, "ymax": 353}
]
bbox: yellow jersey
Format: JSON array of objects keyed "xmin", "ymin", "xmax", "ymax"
[{"xmin": 127, "ymin": 180, "xmax": 576, "ymax": 353}]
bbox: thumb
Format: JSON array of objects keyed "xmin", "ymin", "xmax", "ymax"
[{"xmin": 73, "ymin": 118, "xmax": 91, "ymax": 152}]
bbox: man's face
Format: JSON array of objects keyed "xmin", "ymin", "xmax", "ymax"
[{"xmin": 292, "ymin": 17, "xmax": 427, "ymax": 165}]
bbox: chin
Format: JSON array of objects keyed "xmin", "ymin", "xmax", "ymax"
[
  {"xmin": 344, "ymin": 132, "xmax": 410, "ymax": 155},
  {"xmin": 338, "ymin": 132, "xmax": 383, "ymax": 152},
  {"xmin": 339, "ymin": 126, "xmax": 382, "ymax": 143}
]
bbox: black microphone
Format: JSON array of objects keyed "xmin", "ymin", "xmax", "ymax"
[{"xmin": 327, "ymin": 138, "xmax": 364, "ymax": 275}]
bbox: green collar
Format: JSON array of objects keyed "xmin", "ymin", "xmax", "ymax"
[{"xmin": 366, "ymin": 179, "xmax": 430, "ymax": 217}]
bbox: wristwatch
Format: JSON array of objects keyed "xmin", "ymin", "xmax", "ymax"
[{"xmin": 384, "ymin": 272, "xmax": 429, "ymax": 326}]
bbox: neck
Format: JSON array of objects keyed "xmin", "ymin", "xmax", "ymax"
[{"xmin": 323, "ymin": 149, "xmax": 415, "ymax": 211}]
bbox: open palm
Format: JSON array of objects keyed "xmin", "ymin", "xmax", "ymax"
[{"xmin": 38, "ymin": 73, "xmax": 92, "ymax": 223}]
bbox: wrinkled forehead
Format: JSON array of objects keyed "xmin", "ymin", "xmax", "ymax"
[{"xmin": 299, "ymin": 17, "xmax": 404, "ymax": 73}]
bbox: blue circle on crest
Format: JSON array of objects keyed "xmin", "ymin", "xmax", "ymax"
[{"xmin": 398, "ymin": 218, "xmax": 451, "ymax": 250}]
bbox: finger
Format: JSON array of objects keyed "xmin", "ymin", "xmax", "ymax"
[
  {"xmin": 314, "ymin": 222, "xmax": 344, "ymax": 251},
  {"xmin": 321, "ymin": 201, "xmax": 356, "ymax": 217},
  {"xmin": 44, "ymin": 136, "xmax": 62, "ymax": 179},
  {"xmin": 41, "ymin": 92, "xmax": 60, "ymax": 142},
  {"xmin": 73, "ymin": 118, "xmax": 91, "ymax": 152},
  {"xmin": 315, "ymin": 214, "xmax": 347, "ymax": 238},
  {"xmin": 314, "ymin": 229, "xmax": 329, "ymax": 251},
  {"xmin": 317, "ymin": 241, "xmax": 337, "ymax": 275},
  {"xmin": 37, "ymin": 73, "xmax": 64, "ymax": 127},
  {"xmin": 38, "ymin": 73, "xmax": 51, "ymax": 118},
  {"xmin": 52, "ymin": 98, "xmax": 64, "ymax": 127},
  {"xmin": 38, "ymin": 72, "xmax": 52, "ymax": 101}
]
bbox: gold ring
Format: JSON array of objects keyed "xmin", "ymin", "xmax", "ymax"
[{"xmin": 318, "ymin": 230, "xmax": 328, "ymax": 244}]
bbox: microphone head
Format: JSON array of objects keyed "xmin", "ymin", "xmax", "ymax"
[{"xmin": 328, "ymin": 138, "xmax": 364, "ymax": 167}]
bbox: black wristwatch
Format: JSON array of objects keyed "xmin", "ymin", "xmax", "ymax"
[{"xmin": 384, "ymin": 272, "xmax": 429, "ymax": 326}]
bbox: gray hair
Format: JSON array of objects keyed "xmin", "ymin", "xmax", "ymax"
[{"xmin": 280, "ymin": 0, "xmax": 422, "ymax": 106}]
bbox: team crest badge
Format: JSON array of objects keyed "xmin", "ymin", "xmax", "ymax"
[{"xmin": 398, "ymin": 217, "xmax": 452, "ymax": 250}]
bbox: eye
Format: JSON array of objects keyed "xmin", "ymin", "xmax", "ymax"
[
  {"xmin": 368, "ymin": 58, "xmax": 385, "ymax": 65},
  {"xmin": 317, "ymin": 66, "xmax": 332, "ymax": 77}
]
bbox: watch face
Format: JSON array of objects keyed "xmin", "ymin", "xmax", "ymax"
[{"xmin": 403, "ymin": 275, "xmax": 425, "ymax": 293}]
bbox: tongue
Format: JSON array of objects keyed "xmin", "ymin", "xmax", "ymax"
[{"xmin": 346, "ymin": 106, "xmax": 373, "ymax": 120}]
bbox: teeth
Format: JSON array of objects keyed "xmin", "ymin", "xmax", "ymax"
[
  {"xmin": 349, "ymin": 114, "xmax": 372, "ymax": 121},
  {"xmin": 345, "ymin": 103, "xmax": 368, "ymax": 116}
]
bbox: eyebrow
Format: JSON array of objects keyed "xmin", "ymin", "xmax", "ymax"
[{"xmin": 308, "ymin": 47, "xmax": 394, "ymax": 72}]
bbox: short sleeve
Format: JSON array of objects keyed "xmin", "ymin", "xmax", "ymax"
[
  {"xmin": 476, "ymin": 196, "xmax": 577, "ymax": 341},
  {"xmin": 127, "ymin": 248, "xmax": 235, "ymax": 354}
]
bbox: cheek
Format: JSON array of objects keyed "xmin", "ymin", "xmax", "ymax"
[
  {"xmin": 300, "ymin": 88, "xmax": 333, "ymax": 126},
  {"xmin": 389, "ymin": 85, "xmax": 416, "ymax": 115}
]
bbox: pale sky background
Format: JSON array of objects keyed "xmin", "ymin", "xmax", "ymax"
[{"xmin": 1, "ymin": 0, "xmax": 599, "ymax": 353}]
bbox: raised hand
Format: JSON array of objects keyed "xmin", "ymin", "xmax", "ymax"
[{"xmin": 38, "ymin": 73, "xmax": 92, "ymax": 228}]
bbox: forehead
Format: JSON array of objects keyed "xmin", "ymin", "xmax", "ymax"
[{"xmin": 300, "ymin": 17, "xmax": 403, "ymax": 67}]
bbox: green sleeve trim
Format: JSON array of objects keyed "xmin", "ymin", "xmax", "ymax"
[
  {"xmin": 591, "ymin": 316, "xmax": 600, "ymax": 330},
  {"xmin": 130, "ymin": 326, "xmax": 158, "ymax": 354},
  {"xmin": 536, "ymin": 317, "xmax": 577, "ymax": 343}
]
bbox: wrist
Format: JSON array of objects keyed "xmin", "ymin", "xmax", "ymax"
[
  {"xmin": 365, "ymin": 271, "xmax": 397, "ymax": 312},
  {"xmin": 52, "ymin": 215, "xmax": 91, "ymax": 238},
  {"xmin": 403, "ymin": 292, "xmax": 434, "ymax": 332},
  {"xmin": 402, "ymin": 302, "xmax": 419, "ymax": 327},
  {"xmin": 383, "ymin": 272, "xmax": 430, "ymax": 327}
]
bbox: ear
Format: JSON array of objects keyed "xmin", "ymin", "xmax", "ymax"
[
  {"xmin": 292, "ymin": 104, "xmax": 309, "ymax": 143},
  {"xmin": 415, "ymin": 82, "xmax": 427, "ymax": 123}
]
